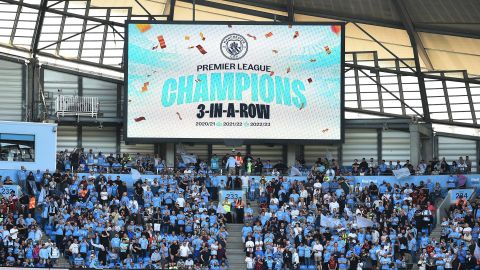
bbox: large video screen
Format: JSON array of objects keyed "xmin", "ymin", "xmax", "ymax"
[{"xmin": 126, "ymin": 22, "xmax": 344, "ymax": 142}]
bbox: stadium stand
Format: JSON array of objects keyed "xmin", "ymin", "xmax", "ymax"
[{"xmin": 0, "ymin": 0, "xmax": 480, "ymax": 270}]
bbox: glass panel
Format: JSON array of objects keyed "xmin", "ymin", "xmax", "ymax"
[{"xmin": 0, "ymin": 133, "xmax": 35, "ymax": 162}]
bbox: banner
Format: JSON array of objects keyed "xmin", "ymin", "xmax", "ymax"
[
  {"xmin": 356, "ymin": 215, "xmax": 375, "ymax": 228},
  {"xmin": 219, "ymin": 190, "xmax": 243, "ymax": 204},
  {"xmin": 320, "ymin": 214, "xmax": 341, "ymax": 228},
  {"xmin": 181, "ymin": 154, "xmax": 197, "ymax": 164},
  {"xmin": 126, "ymin": 22, "xmax": 344, "ymax": 141},
  {"xmin": 475, "ymin": 243, "xmax": 480, "ymax": 260},
  {"xmin": 392, "ymin": 168, "xmax": 411, "ymax": 179},
  {"xmin": 0, "ymin": 185, "xmax": 21, "ymax": 198},
  {"xmin": 450, "ymin": 189, "xmax": 474, "ymax": 204}
]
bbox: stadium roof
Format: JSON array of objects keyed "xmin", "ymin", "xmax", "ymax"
[
  {"xmin": 0, "ymin": 0, "xmax": 478, "ymax": 75},
  {"xmin": 0, "ymin": 0, "xmax": 479, "ymax": 128}
]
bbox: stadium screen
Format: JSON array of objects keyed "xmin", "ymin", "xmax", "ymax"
[{"xmin": 126, "ymin": 22, "xmax": 344, "ymax": 142}]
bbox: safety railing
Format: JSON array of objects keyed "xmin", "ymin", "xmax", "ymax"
[{"xmin": 55, "ymin": 95, "xmax": 99, "ymax": 119}]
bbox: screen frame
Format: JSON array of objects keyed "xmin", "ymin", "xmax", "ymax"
[{"xmin": 124, "ymin": 20, "xmax": 345, "ymax": 145}]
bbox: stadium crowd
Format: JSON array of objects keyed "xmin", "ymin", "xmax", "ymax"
[
  {"xmin": 241, "ymin": 170, "xmax": 480, "ymax": 270},
  {"xmin": 0, "ymin": 148, "xmax": 476, "ymax": 270},
  {"xmin": 53, "ymin": 148, "xmax": 473, "ymax": 176}
]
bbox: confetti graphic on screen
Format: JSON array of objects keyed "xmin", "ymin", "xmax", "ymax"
[
  {"xmin": 157, "ymin": 35, "xmax": 167, "ymax": 49},
  {"xmin": 247, "ymin": 34, "xmax": 257, "ymax": 40},
  {"xmin": 136, "ymin": 24, "xmax": 151, "ymax": 33},
  {"xmin": 331, "ymin": 25, "xmax": 341, "ymax": 35},
  {"xmin": 134, "ymin": 116, "xmax": 146, "ymax": 122},
  {"xmin": 141, "ymin": 82, "xmax": 149, "ymax": 92},
  {"xmin": 293, "ymin": 31, "xmax": 299, "ymax": 39},
  {"xmin": 324, "ymin": 46, "xmax": 331, "ymax": 54},
  {"xmin": 265, "ymin": 32, "xmax": 273, "ymax": 38},
  {"xmin": 196, "ymin": 45, "xmax": 207, "ymax": 54}
]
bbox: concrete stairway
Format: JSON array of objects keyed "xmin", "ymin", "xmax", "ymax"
[
  {"xmin": 226, "ymin": 223, "xmax": 246, "ymax": 269},
  {"xmin": 40, "ymin": 235, "xmax": 70, "ymax": 268},
  {"xmin": 225, "ymin": 197, "xmax": 262, "ymax": 269},
  {"xmin": 55, "ymin": 255, "xmax": 70, "ymax": 268}
]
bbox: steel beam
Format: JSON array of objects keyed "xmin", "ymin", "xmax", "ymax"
[
  {"xmin": 345, "ymin": 62, "xmax": 480, "ymax": 85},
  {"xmin": 99, "ymin": 9, "xmax": 111, "ymax": 65},
  {"xmin": 30, "ymin": 0, "xmax": 48, "ymax": 56},
  {"xmin": 134, "ymin": 0, "xmax": 155, "ymax": 20},
  {"xmin": 0, "ymin": 0, "xmax": 124, "ymax": 28},
  {"xmin": 287, "ymin": 0, "xmax": 294, "ymax": 22},
  {"xmin": 353, "ymin": 22, "xmax": 416, "ymax": 73},
  {"xmin": 177, "ymin": 0, "xmax": 288, "ymax": 21},
  {"xmin": 55, "ymin": 1, "xmax": 69, "ymax": 55},
  {"xmin": 9, "ymin": 0, "xmax": 22, "ymax": 45},
  {"xmin": 352, "ymin": 54, "xmax": 362, "ymax": 109},
  {"xmin": 440, "ymin": 73, "xmax": 453, "ymax": 122},
  {"xmin": 373, "ymin": 52, "xmax": 384, "ymax": 113},
  {"xmin": 346, "ymin": 107, "xmax": 480, "ymax": 130},
  {"xmin": 168, "ymin": 0, "xmax": 176, "ymax": 21},
  {"xmin": 463, "ymin": 71, "xmax": 477, "ymax": 125},
  {"xmin": 77, "ymin": 0, "xmax": 90, "ymax": 59},
  {"xmin": 395, "ymin": 59, "xmax": 407, "ymax": 115},
  {"xmin": 39, "ymin": 23, "xmax": 103, "ymax": 51},
  {"xmin": 356, "ymin": 68, "xmax": 423, "ymax": 118},
  {"xmin": 393, "ymin": 0, "xmax": 433, "ymax": 71}
]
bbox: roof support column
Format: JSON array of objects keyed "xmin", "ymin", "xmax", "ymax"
[{"xmin": 393, "ymin": 0, "xmax": 431, "ymax": 122}]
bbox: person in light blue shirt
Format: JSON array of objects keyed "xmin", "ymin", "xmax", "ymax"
[
  {"xmin": 266, "ymin": 256, "xmax": 274, "ymax": 269},
  {"xmin": 73, "ymin": 254, "xmax": 84, "ymax": 267},
  {"xmin": 323, "ymin": 250, "xmax": 331, "ymax": 264},
  {"xmin": 379, "ymin": 255, "xmax": 392, "ymax": 270},
  {"xmin": 408, "ymin": 236, "xmax": 417, "ymax": 261},
  {"xmin": 139, "ymin": 235, "xmax": 149, "ymax": 258},
  {"xmin": 211, "ymin": 154, "xmax": 219, "ymax": 171},
  {"xmin": 304, "ymin": 245, "xmax": 312, "ymax": 266},
  {"xmin": 370, "ymin": 245, "xmax": 380, "ymax": 265},
  {"xmin": 111, "ymin": 234, "xmax": 121, "ymax": 249},
  {"xmin": 338, "ymin": 253, "xmax": 348, "ymax": 270}
]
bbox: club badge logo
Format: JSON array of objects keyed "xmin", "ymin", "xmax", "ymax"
[{"xmin": 220, "ymin": 34, "xmax": 248, "ymax": 60}]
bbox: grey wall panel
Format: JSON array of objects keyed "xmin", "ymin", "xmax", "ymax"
[
  {"xmin": 120, "ymin": 129, "xmax": 154, "ymax": 155},
  {"xmin": 250, "ymin": 145, "xmax": 283, "ymax": 162},
  {"xmin": 83, "ymin": 78, "xmax": 117, "ymax": 118},
  {"xmin": 56, "ymin": 126, "xmax": 78, "ymax": 151},
  {"xmin": 304, "ymin": 145, "xmax": 339, "ymax": 167},
  {"xmin": 382, "ymin": 130, "xmax": 410, "ymax": 163},
  {"xmin": 342, "ymin": 129, "xmax": 378, "ymax": 166},
  {"xmin": 438, "ymin": 136, "xmax": 477, "ymax": 172},
  {"xmin": 180, "ymin": 144, "xmax": 209, "ymax": 162},
  {"xmin": 212, "ymin": 144, "xmax": 246, "ymax": 157},
  {"xmin": 43, "ymin": 69, "xmax": 78, "ymax": 96},
  {"xmin": 0, "ymin": 59, "xmax": 23, "ymax": 121},
  {"xmin": 82, "ymin": 126, "xmax": 116, "ymax": 154}
]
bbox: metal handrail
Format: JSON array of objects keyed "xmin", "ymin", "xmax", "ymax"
[{"xmin": 55, "ymin": 95, "xmax": 99, "ymax": 118}]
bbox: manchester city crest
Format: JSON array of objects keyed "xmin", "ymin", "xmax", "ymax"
[{"xmin": 220, "ymin": 34, "xmax": 248, "ymax": 60}]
